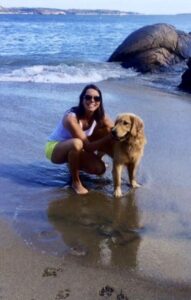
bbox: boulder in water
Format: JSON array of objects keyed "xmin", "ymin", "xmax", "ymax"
[
  {"xmin": 179, "ymin": 58, "xmax": 191, "ymax": 93},
  {"xmin": 108, "ymin": 23, "xmax": 191, "ymax": 73}
]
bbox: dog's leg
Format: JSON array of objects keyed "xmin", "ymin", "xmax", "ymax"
[
  {"xmin": 113, "ymin": 163, "xmax": 123, "ymax": 197},
  {"xmin": 127, "ymin": 162, "xmax": 141, "ymax": 188}
]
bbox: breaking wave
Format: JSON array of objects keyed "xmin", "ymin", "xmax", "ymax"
[{"xmin": 0, "ymin": 62, "xmax": 136, "ymax": 84}]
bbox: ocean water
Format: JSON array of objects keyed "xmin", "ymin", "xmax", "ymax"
[
  {"xmin": 0, "ymin": 14, "xmax": 190, "ymax": 88},
  {"xmin": 1, "ymin": 14, "xmax": 191, "ymax": 288}
]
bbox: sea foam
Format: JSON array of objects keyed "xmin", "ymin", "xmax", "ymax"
[{"xmin": 0, "ymin": 62, "xmax": 136, "ymax": 84}]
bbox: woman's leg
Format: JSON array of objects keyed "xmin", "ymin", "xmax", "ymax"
[
  {"xmin": 51, "ymin": 138, "xmax": 106, "ymax": 194},
  {"xmin": 78, "ymin": 151, "xmax": 106, "ymax": 175},
  {"xmin": 51, "ymin": 138, "xmax": 88, "ymax": 194},
  {"xmin": 51, "ymin": 138, "xmax": 82, "ymax": 164},
  {"xmin": 71, "ymin": 151, "xmax": 106, "ymax": 194}
]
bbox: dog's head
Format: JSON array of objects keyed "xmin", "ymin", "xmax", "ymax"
[{"xmin": 112, "ymin": 113, "xmax": 144, "ymax": 141}]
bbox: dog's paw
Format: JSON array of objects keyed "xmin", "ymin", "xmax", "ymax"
[
  {"xmin": 131, "ymin": 180, "xmax": 141, "ymax": 188},
  {"xmin": 114, "ymin": 188, "xmax": 122, "ymax": 198}
]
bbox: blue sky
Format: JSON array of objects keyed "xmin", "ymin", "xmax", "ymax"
[{"xmin": 1, "ymin": 0, "xmax": 191, "ymax": 15}]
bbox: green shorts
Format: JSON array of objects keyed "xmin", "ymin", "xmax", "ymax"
[{"xmin": 45, "ymin": 141, "xmax": 59, "ymax": 160}]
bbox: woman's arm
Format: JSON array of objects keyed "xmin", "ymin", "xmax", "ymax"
[
  {"xmin": 63, "ymin": 114, "xmax": 88, "ymax": 141},
  {"xmin": 101, "ymin": 114, "xmax": 114, "ymax": 129},
  {"xmin": 84, "ymin": 115, "xmax": 114, "ymax": 152},
  {"xmin": 64, "ymin": 113, "xmax": 114, "ymax": 152}
]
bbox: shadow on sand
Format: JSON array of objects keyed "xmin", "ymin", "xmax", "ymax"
[{"xmin": 0, "ymin": 162, "xmax": 70, "ymax": 187}]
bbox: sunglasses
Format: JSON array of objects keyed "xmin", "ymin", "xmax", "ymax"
[{"xmin": 84, "ymin": 94, "xmax": 101, "ymax": 102}]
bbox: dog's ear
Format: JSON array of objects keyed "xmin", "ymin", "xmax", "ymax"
[{"xmin": 130, "ymin": 115, "xmax": 144, "ymax": 136}]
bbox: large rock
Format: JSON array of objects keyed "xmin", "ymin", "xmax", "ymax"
[
  {"xmin": 108, "ymin": 23, "xmax": 191, "ymax": 73},
  {"xmin": 179, "ymin": 58, "xmax": 191, "ymax": 93}
]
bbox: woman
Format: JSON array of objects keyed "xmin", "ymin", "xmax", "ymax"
[{"xmin": 45, "ymin": 84, "xmax": 114, "ymax": 194}]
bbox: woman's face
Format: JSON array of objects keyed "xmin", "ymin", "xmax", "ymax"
[{"xmin": 82, "ymin": 88, "xmax": 101, "ymax": 114}]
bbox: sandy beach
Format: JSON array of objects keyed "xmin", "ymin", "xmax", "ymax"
[
  {"xmin": 0, "ymin": 77, "xmax": 191, "ymax": 299},
  {"xmin": 1, "ymin": 9, "xmax": 191, "ymax": 299},
  {"xmin": 1, "ymin": 219, "xmax": 191, "ymax": 300}
]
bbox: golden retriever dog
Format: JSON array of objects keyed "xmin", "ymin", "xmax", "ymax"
[
  {"xmin": 111, "ymin": 113, "xmax": 146, "ymax": 197},
  {"xmin": 90, "ymin": 113, "xmax": 146, "ymax": 197}
]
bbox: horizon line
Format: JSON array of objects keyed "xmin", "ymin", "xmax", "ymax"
[{"xmin": 0, "ymin": 5, "xmax": 190, "ymax": 15}]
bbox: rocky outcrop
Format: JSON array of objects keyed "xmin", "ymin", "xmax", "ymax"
[
  {"xmin": 179, "ymin": 58, "xmax": 191, "ymax": 92},
  {"xmin": 108, "ymin": 23, "xmax": 191, "ymax": 73}
]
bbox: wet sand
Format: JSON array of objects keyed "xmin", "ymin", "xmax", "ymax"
[
  {"xmin": 1, "ymin": 79, "xmax": 191, "ymax": 299},
  {"xmin": 1, "ymin": 219, "xmax": 191, "ymax": 300}
]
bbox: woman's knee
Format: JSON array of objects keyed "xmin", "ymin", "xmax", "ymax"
[
  {"xmin": 50, "ymin": 139, "xmax": 83, "ymax": 164},
  {"xmin": 72, "ymin": 138, "xmax": 83, "ymax": 152},
  {"xmin": 79, "ymin": 152, "xmax": 106, "ymax": 175}
]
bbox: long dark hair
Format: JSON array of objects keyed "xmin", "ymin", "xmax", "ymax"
[{"xmin": 71, "ymin": 84, "xmax": 105, "ymax": 122}]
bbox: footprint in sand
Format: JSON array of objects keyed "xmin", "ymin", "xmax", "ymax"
[
  {"xmin": 42, "ymin": 266, "xmax": 63, "ymax": 277},
  {"xmin": 99, "ymin": 285, "xmax": 114, "ymax": 297},
  {"xmin": 55, "ymin": 289, "xmax": 70, "ymax": 299},
  {"xmin": 99, "ymin": 286, "xmax": 129, "ymax": 299},
  {"xmin": 116, "ymin": 290, "xmax": 129, "ymax": 300}
]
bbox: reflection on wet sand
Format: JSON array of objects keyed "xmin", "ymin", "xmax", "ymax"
[{"xmin": 48, "ymin": 190, "xmax": 142, "ymax": 268}]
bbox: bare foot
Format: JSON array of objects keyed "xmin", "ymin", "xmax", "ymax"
[{"xmin": 72, "ymin": 182, "xmax": 88, "ymax": 194}]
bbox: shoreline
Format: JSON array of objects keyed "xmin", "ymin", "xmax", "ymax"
[
  {"xmin": 1, "ymin": 78, "xmax": 191, "ymax": 299},
  {"xmin": 1, "ymin": 218, "xmax": 191, "ymax": 300}
]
